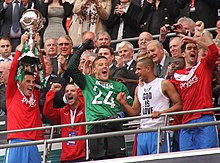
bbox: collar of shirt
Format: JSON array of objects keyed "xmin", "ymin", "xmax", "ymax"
[
  {"xmin": 13, "ymin": 0, "xmax": 21, "ymax": 3},
  {"xmin": 159, "ymin": 54, "xmax": 166, "ymax": 67},
  {"xmin": 0, "ymin": 55, "xmax": 13, "ymax": 62},
  {"xmin": 109, "ymin": 63, "xmax": 113, "ymax": 69},
  {"xmin": 45, "ymin": 75, "xmax": 50, "ymax": 84},
  {"xmin": 126, "ymin": 59, "xmax": 133, "ymax": 69}
]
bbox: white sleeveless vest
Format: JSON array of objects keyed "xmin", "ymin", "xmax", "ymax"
[{"xmin": 138, "ymin": 78, "xmax": 170, "ymax": 128}]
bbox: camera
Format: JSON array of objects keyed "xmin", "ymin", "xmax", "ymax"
[{"xmin": 166, "ymin": 25, "xmax": 177, "ymax": 32}]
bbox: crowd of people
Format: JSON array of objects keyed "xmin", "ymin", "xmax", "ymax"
[{"xmin": 1, "ymin": 0, "xmax": 220, "ymax": 162}]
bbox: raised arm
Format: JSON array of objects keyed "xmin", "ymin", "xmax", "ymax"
[
  {"xmin": 67, "ymin": 39, "xmax": 94, "ymax": 90},
  {"xmin": 43, "ymin": 83, "xmax": 62, "ymax": 124},
  {"xmin": 6, "ymin": 34, "xmax": 28, "ymax": 103}
]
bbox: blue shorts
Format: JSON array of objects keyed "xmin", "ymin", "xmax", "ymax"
[
  {"xmin": 136, "ymin": 131, "xmax": 169, "ymax": 155},
  {"xmin": 180, "ymin": 115, "xmax": 219, "ymax": 151},
  {"xmin": 4, "ymin": 139, "xmax": 41, "ymax": 163}
]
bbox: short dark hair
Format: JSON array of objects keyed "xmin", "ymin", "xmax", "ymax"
[
  {"xmin": 92, "ymin": 56, "xmax": 107, "ymax": 68},
  {"xmin": 97, "ymin": 45, "xmax": 114, "ymax": 55},
  {"xmin": 137, "ymin": 56, "xmax": 154, "ymax": 68},
  {"xmin": 0, "ymin": 36, "xmax": 12, "ymax": 44},
  {"xmin": 181, "ymin": 41, "xmax": 196, "ymax": 53},
  {"xmin": 24, "ymin": 70, "xmax": 35, "ymax": 77}
]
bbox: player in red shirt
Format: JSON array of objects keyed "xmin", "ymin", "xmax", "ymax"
[
  {"xmin": 171, "ymin": 30, "xmax": 220, "ymax": 151},
  {"xmin": 4, "ymin": 34, "xmax": 45, "ymax": 162},
  {"xmin": 43, "ymin": 83, "xmax": 86, "ymax": 162}
]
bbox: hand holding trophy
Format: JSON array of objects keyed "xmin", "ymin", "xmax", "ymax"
[
  {"xmin": 16, "ymin": 8, "xmax": 46, "ymax": 87},
  {"xmin": 18, "ymin": 8, "xmax": 44, "ymax": 65}
]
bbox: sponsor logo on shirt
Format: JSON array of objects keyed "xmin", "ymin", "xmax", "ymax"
[
  {"xmin": 21, "ymin": 97, "xmax": 36, "ymax": 107},
  {"xmin": 180, "ymin": 75, "xmax": 198, "ymax": 89}
]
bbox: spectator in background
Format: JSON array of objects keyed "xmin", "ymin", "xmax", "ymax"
[
  {"xmin": 67, "ymin": 40, "xmax": 133, "ymax": 160},
  {"xmin": 117, "ymin": 57, "xmax": 182, "ymax": 155},
  {"xmin": 146, "ymin": 40, "xmax": 173, "ymax": 78},
  {"xmin": 215, "ymin": 20, "xmax": 220, "ymax": 40},
  {"xmin": 4, "ymin": 33, "xmax": 44, "ymax": 162},
  {"xmin": 159, "ymin": 17, "xmax": 195, "ymax": 51},
  {"xmin": 176, "ymin": 17, "xmax": 195, "ymax": 35},
  {"xmin": 0, "ymin": 36, "xmax": 13, "ymax": 63},
  {"xmin": 78, "ymin": 50, "xmax": 97, "ymax": 75},
  {"xmin": 105, "ymin": 0, "xmax": 141, "ymax": 49},
  {"xmin": 69, "ymin": 0, "xmax": 111, "ymax": 46},
  {"xmin": 0, "ymin": 62, "xmax": 11, "ymax": 143},
  {"xmin": 169, "ymin": 37, "xmax": 182, "ymax": 58},
  {"xmin": 171, "ymin": 30, "xmax": 220, "ymax": 151},
  {"xmin": 133, "ymin": 32, "xmax": 153, "ymax": 61},
  {"xmin": 165, "ymin": 56, "xmax": 185, "ymax": 80},
  {"xmin": 43, "ymin": 83, "xmax": 86, "ymax": 162},
  {"xmin": 41, "ymin": 0, "xmax": 73, "ymax": 44},
  {"xmin": 176, "ymin": 0, "xmax": 217, "ymax": 29},
  {"xmin": 96, "ymin": 31, "xmax": 111, "ymax": 48},
  {"xmin": 0, "ymin": 0, "xmax": 40, "ymax": 51},
  {"xmin": 97, "ymin": 45, "xmax": 116, "ymax": 80},
  {"xmin": 57, "ymin": 35, "xmax": 73, "ymax": 77},
  {"xmin": 82, "ymin": 31, "xmax": 97, "ymax": 52},
  {"xmin": 44, "ymin": 38, "xmax": 59, "ymax": 75},
  {"xmin": 113, "ymin": 41, "xmax": 138, "ymax": 98},
  {"xmin": 138, "ymin": 0, "xmax": 179, "ymax": 35}
]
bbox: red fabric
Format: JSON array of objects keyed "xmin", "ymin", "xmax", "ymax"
[
  {"xmin": 171, "ymin": 43, "xmax": 219, "ymax": 124},
  {"xmin": 190, "ymin": 0, "xmax": 195, "ymax": 7},
  {"xmin": 132, "ymin": 133, "xmax": 138, "ymax": 156},
  {"xmin": 172, "ymin": 115, "xmax": 182, "ymax": 125},
  {"xmin": 66, "ymin": 17, "xmax": 72, "ymax": 34},
  {"xmin": 6, "ymin": 50, "xmax": 44, "ymax": 140},
  {"xmin": 43, "ymin": 89, "xmax": 86, "ymax": 161}
]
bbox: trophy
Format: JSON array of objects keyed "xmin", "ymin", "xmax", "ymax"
[{"xmin": 18, "ymin": 8, "xmax": 44, "ymax": 65}]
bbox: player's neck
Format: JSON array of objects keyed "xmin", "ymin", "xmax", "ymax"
[
  {"xmin": 144, "ymin": 75, "xmax": 156, "ymax": 84},
  {"xmin": 69, "ymin": 100, "xmax": 79, "ymax": 110}
]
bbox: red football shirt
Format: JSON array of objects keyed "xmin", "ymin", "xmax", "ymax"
[{"xmin": 171, "ymin": 43, "xmax": 219, "ymax": 124}]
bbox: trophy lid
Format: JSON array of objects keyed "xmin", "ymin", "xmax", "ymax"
[{"xmin": 20, "ymin": 9, "xmax": 44, "ymax": 32}]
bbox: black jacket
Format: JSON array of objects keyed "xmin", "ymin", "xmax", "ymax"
[
  {"xmin": 105, "ymin": 0, "xmax": 141, "ymax": 48},
  {"xmin": 176, "ymin": 0, "xmax": 217, "ymax": 28},
  {"xmin": 138, "ymin": 0, "xmax": 180, "ymax": 34}
]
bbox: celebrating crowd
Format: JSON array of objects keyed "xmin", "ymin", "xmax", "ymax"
[{"xmin": 1, "ymin": 0, "xmax": 220, "ymax": 162}]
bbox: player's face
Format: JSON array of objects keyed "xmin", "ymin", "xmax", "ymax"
[
  {"xmin": 136, "ymin": 62, "xmax": 148, "ymax": 81},
  {"xmin": 20, "ymin": 75, "xmax": 35, "ymax": 97},
  {"xmin": 65, "ymin": 84, "xmax": 78, "ymax": 106},
  {"xmin": 182, "ymin": 43, "xmax": 198, "ymax": 66},
  {"xmin": 93, "ymin": 58, "xmax": 110, "ymax": 81}
]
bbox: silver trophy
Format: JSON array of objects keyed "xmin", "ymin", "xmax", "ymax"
[{"xmin": 18, "ymin": 8, "xmax": 44, "ymax": 65}]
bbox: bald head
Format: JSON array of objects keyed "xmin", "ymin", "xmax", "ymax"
[
  {"xmin": 138, "ymin": 32, "xmax": 153, "ymax": 53},
  {"xmin": 0, "ymin": 62, "xmax": 11, "ymax": 84}
]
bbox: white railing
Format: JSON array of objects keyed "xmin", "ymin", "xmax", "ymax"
[{"xmin": 0, "ymin": 107, "xmax": 220, "ymax": 162}]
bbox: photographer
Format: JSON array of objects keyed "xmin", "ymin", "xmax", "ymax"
[{"xmin": 159, "ymin": 17, "xmax": 196, "ymax": 53}]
